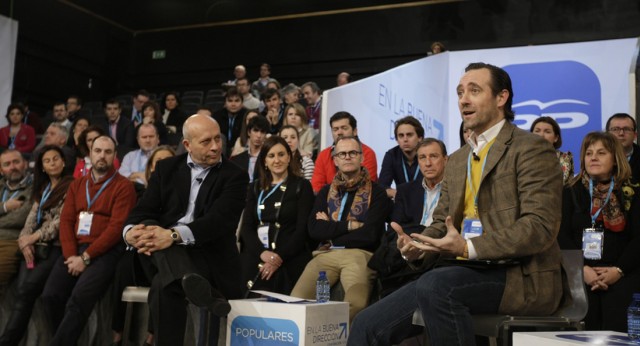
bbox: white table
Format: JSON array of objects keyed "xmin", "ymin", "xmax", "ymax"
[{"xmin": 513, "ymin": 331, "xmax": 636, "ymax": 345}]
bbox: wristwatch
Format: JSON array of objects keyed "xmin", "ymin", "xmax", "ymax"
[
  {"xmin": 170, "ymin": 228, "xmax": 180, "ymax": 242},
  {"xmin": 81, "ymin": 254, "xmax": 91, "ymax": 266}
]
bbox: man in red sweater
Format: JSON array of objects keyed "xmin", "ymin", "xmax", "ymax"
[
  {"xmin": 41, "ymin": 135, "xmax": 137, "ymax": 345},
  {"xmin": 311, "ymin": 111, "xmax": 378, "ymax": 193}
]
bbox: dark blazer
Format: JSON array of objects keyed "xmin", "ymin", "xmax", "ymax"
[
  {"xmin": 424, "ymin": 121, "xmax": 565, "ymax": 315},
  {"xmin": 230, "ymin": 151, "xmax": 259, "ymax": 182},
  {"xmin": 239, "ymin": 175, "xmax": 314, "ymax": 294},
  {"xmin": 559, "ymin": 182, "xmax": 640, "ymax": 273},
  {"xmin": 125, "ymin": 153, "xmax": 249, "ymax": 298},
  {"xmin": 98, "ymin": 116, "xmax": 136, "ymax": 151},
  {"xmin": 213, "ymin": 108, "xmax": 246, "ymax": 157}
]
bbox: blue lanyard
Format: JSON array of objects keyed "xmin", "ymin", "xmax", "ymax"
[
  {"xmin": 466, "ymin": 148, "xmax": 491, "ymax": 216},
  {"xmin": 402, "ymin": 156, "xmax": 420, "ymax": 183},
  {"xmin": 421, "ymin": 186, "xmax": 441, "ymax": 226},
  {"xmin": 337, "ymin": 193, "xmax": 349, "ymax": 220},
  {"xmin": 228, "ymin": 116, "xmax": 236, "ymax": 141},
  {"xmin": 85, "ymin": 173, "xmax": 116, "ymax": 211},
  {"xmin": 2, "ymin": 187, "xmax": 20, "ymax": 202},
  {"xmin": 257, "ymin": 181, "xmax": 284, "ymax": 223},
  {"xmin": 589, "ymin": 177, "xmax": 615, "ymax": 227},
  {"xmin": 37, "ymin": 183, "xmax": 52, "ymax": 225},
  {"xmin": 8, "ymin": 134, "xmax": 16, "ymax": 149}
]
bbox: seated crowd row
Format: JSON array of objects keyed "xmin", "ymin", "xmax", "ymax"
[{"xmin": 0, "ymin": 62, "xmax": 638, "ymax": 345}]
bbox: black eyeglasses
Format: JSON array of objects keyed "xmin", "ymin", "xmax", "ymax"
[
  {"xmin": 333, "ymin": 150, "xmax": 362, "ymax": 159},
  {"xmin": 608, "ymin": 127, "xmax": 635, "ymax": 134}
]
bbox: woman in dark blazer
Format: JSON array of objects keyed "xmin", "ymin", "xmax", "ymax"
[
  {"xmin": 161, "ymin": 92, "xmax": 186, "ymax": 145},
  {"xmin": 559, "ymin": 131, "xmax": 640, "ymax": 332},
  {"xmin": 239, "ymin": 136, "xmax": 314, "ymax": 295}
]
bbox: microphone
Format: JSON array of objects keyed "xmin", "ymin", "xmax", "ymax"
[
  {"xmin": 196, "ymin": 178, "xmax": 203, "ymax": 184},
  {"xmin": 472, "ymin": 152, "xmax": 480, "ymax": 161}
]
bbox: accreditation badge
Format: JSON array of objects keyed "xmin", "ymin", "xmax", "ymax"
[
  {"xmin": 582, "ymin": 227, "xmax": 604, "ymax": 260},
  {"xmin": 77, "ymin": 211, "xmax": 94, "ymax": 236},
  {"xmin": 257, "ymin": 224, "xmax": 270, "ymax": 249},
  {"xmin": 462, "ymin": 218, "xmax": 483, "ymax": 239}
]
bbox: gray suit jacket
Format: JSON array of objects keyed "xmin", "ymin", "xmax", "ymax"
[{"xmin": 425, "ymin": 121, "xmax": 565, "ymax": 315}]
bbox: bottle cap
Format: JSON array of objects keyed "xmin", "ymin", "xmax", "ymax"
[
  {"xmin": 634, "ymin": 293, "xmax": 640, "ymax": 299},
  {"xmin": 319, "ymin": 271, "xmax": 326, "ymax": 276}
]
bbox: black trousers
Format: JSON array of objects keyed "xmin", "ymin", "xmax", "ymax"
[
  {"xmin": 41, "ymin": 244, "xmax": 123, "ymax": 346},
  {"xmin": 137, "ymin": 245, "xmax": 222, "ymax": 346},
  {"xmin": 110, "ymin": 250, "xmax": 151, "ymax": 333},
  {"xmin": 585, "ymin": 270, "xmax": 640, "ymax": 332},
  {"xmin": 0, "ymin": 246, "xmax": 62, "ymax": 346}
]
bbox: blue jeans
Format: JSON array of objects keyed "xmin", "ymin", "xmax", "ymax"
[{"xmin": 349, "ymin": 266, "xmax": 506, "ymax": 346}]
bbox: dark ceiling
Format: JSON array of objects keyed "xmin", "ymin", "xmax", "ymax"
[{"xmin": 61, "ymin": 0, "xmax": 456, "ymax": 33}]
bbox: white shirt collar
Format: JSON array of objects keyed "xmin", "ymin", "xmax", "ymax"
[{"xmin": 467, "ymin": 119, "xmax": 506, "ymax": 155}]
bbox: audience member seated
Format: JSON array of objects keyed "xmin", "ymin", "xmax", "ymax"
[
  {"xmin": 606, "ymin": 113, "xmax": 640, "ymax": 183},
  {"xmin": 531, "ymin": 116, "xmax": 574, "ymax": 184},
  {"xmin": 66, "ymin": 116, "xmax": 90, "ymax": 152},
  {"xmin": 32, "ymin": 123, "xmax": 76, "ymax": 176},
  {"xmin": 141, "ymin": 101, "xmax": 169, "ymax": 145},
  {"xmin": 161, "ymin": 91, "xmax": 187, "ymax": 142},
  {"xmin": 558, "ymin": 131, "xmax": 640, "ymax": 332},
  {"xmin": 282, "ymin": 83, "xmax": 302, "ymax": 107},
  {"xmin": 311, "ymin": 111, "xmax": 378, "ymax": 194},
  {"xmin": 122, "ymin": 115, "xmax": 248, "ymax": 346},
  {"xmin": 336, "ymin": 72, "xmax": 351, "ymax": 86},
  {"xmin": 51, "ymin": 102, "xmax": 71, "ymax": 130},
  {"xmin": 279, "ymin": 125, "xmax": 315, "ymax": 180},
  {"xmin": 73, "ymin": 126, "xmax": 121, "ymax": 178},
  {"xmin": 119, "ymin": 123, "xmax": 160, "ymax": 186},
  {"xmin": 213, "ymin": 87, "xmax": 247, "ymax": 158},
  {"xmin": 0, "ymin": 150, "xmax": 34, "ymax": 289},
  {"xmin": 0, "ymin": 146, "xmax": 73, "ymax": 345},
  {"xmin": 125, "ymin": 90, "xmax": 151, "ymax": 127},
  {"xmin": 110, "ymin": 145, "xmax": 175, "ymax": 346},
  {"xmin": 261, "ymin": 88, "xmax": 285, "ymax": 135},
  {"xmin": 230, "ymin": 109, "xmax": 259, "ymax": 157},
  {"xmin": 66, "ymin": 95, "xmax": 83, "ymax": 123},
  {"xmin": 378, "ymin": 116, "xmax": 425, "ymax": 199},
  {"xmin": 97, "ymin": 99, "xmax": 136, "ymax": 152},
  {"xmin": 302, "ymin": 82, "xmax": 322, "ymax": 130},
  {"xmin": 349, "ymin": 63, "xmax": 564, "ymax": 345},
  {"xmin": 236, "ymin": 77, "xmax": 261, "ymax": 111},
  {"xmin": 222, "ymin": 65, "xmax": 246, "ymax": 89},
  {"xmin": 0, "ymin": 104, "xmax": 36, "ymax": 155},
  {"xmin": 239, "ymin": 136, "xmax": 314, "ymax": 295},
  {"xmin": 368, "ymin": 138, "xmax": 447, "ymax": 297},
  {"xmin": 291, "ymin": 136, "xmax": 392, "ymax": 322},
  {"xmin": 41, "ymin": 135, "xmax": 136, "ymax": 345},
  {"xmin": 17, "ymin": 100, "xmax": 44, "ymax": 135},
  {"xmin": 231, "ymin": 116, "xmax": 269, "ymax": 183},
  {"xmin": 283, "ymin": 103, "xmax": 319, "ymax": 156},
  {"xmin": 251, "ymin": 63, "xmax": 279, "ymax": 99},
  {"xmin": 459, "ymin": 122, "xmax": 472, "ymax": 148}
]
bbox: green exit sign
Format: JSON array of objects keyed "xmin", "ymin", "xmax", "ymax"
[{"xmin": 152, "ymin": 50, "xmax": 166, "ymax": 59}]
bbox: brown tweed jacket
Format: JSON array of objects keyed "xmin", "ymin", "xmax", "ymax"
[{"xmin": 424, "ymin": 121, "xmax": 565, "ymax": 315}]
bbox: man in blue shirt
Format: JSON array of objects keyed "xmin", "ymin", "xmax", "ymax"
[{"xmin": 378, "ymin": 116, "xmax": 424, "ymax": 199}]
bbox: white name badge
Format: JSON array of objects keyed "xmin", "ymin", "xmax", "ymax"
[
  {"xmin": 257, "ymin": 224, "xmax": 269, "ymax": 249},
  {"xmin": 582, "ymin": 227, "xmax": 604, "ymax": 260},
  {"xmin": 77, "ymin": 211, "xmax": 93, "ymax": 236},
  {"xmin": 462, "ymin": 218, "xmax": 483, "ymax": 239}
]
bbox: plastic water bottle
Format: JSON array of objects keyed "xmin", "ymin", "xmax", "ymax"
[
  {"xmin": 316, "ymin": 271, "xmax": 330, "ymax": 303},
  {"xmin": 628, "ymin": 293, "xmax": 640, "ymax": 342}
]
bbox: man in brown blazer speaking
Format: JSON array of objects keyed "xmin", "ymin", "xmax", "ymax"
[{"xmin": 349, "ymin": 62, "xmax": 564, "ymax": 345}]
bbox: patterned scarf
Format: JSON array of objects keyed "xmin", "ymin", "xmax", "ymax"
[
  {"xmin": 327, "ymin": 168, "xmax": 371, "ymax": 222},
  {"xmin": 582, "ymin": 174, "xmax": 625, "ymax": 232}
]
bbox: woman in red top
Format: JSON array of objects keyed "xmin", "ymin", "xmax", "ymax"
[{"xmin": 0, "ymin": 104, "xmax": 36, "ymax": 154}]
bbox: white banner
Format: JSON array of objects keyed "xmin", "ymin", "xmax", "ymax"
[
  {"xmin": 0, "ymin": 15, "xmax": 18, "ymax": 127},
  {"xmin": 324, "ymin": 38, "xmax": 639, "ymax": 173}
]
